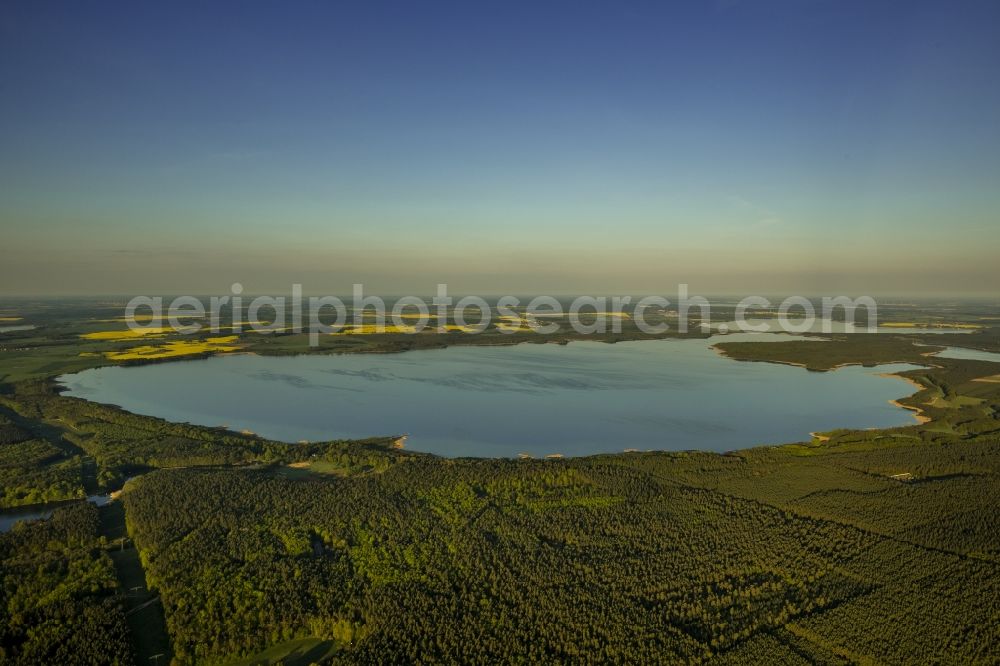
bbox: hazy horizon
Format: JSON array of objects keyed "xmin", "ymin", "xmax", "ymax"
[{"xmin": 2, "ymin": 1, "xmax": 998, "ymax": 297}]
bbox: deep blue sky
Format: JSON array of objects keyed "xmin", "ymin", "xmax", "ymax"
[{"xmin": 2, "ymin": 1, "xmax": 998, "ymax": 295}]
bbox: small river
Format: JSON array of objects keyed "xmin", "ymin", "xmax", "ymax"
[{"xmin": 0, "ymin": 493, "xmax": 111, "ymax": 533}]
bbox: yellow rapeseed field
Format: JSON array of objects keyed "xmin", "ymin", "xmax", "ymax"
[
  {"xmin": 331, "ymin": 323, "xmax": 484, "ymax": 335},
  {"xmin": 103, "ymin": 337, "xmax": 241, "ymax": 361},
  {"xmin": 880, "ymin": 322, "xmax": 982, "ymax": 329},
  {"xmin": 80, "ymin": 327, "xmax": 175, "ymax": 341}
]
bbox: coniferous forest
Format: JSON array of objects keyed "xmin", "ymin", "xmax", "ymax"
[
  {"xmin": 2, "ymin": 325, "xmax": 999, "ymax": 664},
  {"xmin": 1, "ymin": 307, "xmax": 1000, "ymax": 664}
]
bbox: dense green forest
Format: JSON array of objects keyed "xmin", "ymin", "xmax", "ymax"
[
  {"xmin": 0, "ymin": 412, "xmax": 85, "ymax": 506},
  {"xmin": 119, "ymin": 439, "xmax": 1000, "ymax": 664},
  {"xmin": 0, "ymin": 502, "xmax": 132, "ymax": 664},
  {"xmin": 0, "ymin": 380, "xmax": 405, "ymax": 507},
  {"xmin": 1, "ymin": 300, "xmax": 999, "ymax": 663}
]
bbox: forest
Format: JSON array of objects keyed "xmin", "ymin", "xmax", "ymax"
[
  {"xmin": 0, "ymin": 502, "xmax": 132, "ymax": 664},
  {"xmin": 119, "ymin": 437, "xmax": 1000, "ymax": 664},
  {"xmin": 0, "ymin": 299, "xmax": 998, "ymax": 664}
]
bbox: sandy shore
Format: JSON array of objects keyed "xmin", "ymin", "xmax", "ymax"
[
  {"xmin": 877, "ymin": 372, "xmax": 932, "ymax": 424},
  {"xmin": 888, "ymin": 398, "xmax": 932, "ymax": 424}
]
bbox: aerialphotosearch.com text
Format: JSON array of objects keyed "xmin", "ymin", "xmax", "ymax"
[{"xmin": 124, "ymin": 284, "xmax": 878, "ymax": 346}]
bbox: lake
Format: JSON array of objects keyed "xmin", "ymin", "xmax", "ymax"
[
  {"xmin": 57, "ymin": 336, "xmax": 925, "ymax": 458},
  {"xmin": 932, "ymin": 346, "xmax": 1000, "ymax": 363}
]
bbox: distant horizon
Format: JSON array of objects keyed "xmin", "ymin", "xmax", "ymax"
[
  {"xmin": 1, "ymin": 290, "xmax": 997, "ymax": 301},
  {"xmin": 2, "ymin": 1, "xmax": 998, "ymax": 297}
]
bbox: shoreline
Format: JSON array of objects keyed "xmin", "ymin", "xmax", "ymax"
[
  {"xmin": 710, "ymin": 343, "xmax": 921, "ymax": 373},
  {"xmin": 876, "ymin": 372, "xmax": 933, "ymax": 425},
  {"xmin": 54, "ymin": 337, "xmax": 943, "ymax": 461}
]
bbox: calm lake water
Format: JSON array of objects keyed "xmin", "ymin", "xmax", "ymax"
[
  {"xmin": 57, "ymin": 336, "xmax": 923, "ymax": 458},
  {"xmin": 0, "ymin": 493, "xmax": 111, "ymax": 533},
  {"xmin": 932, "ymin": 346, "xmax": 1000, "ymax": 362}
]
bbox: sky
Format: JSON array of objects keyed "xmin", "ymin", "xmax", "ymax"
[{"xmin": 1, "ymin": 0, "xmax": 998, "ymax": 297}]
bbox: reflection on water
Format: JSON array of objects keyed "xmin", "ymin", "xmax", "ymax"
[
  {"xmin": 58, "ymin": 337, "xmax": 925, "ymax": 458},
  {"xmin": 0, "ymin": 492, "xmax": 111, "ymax": 533}
]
